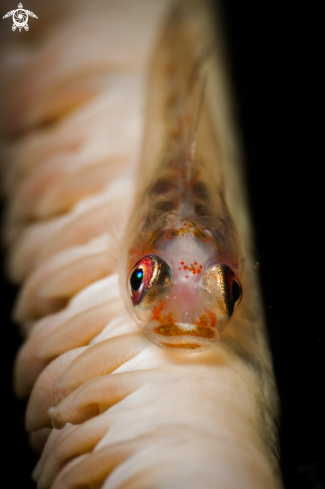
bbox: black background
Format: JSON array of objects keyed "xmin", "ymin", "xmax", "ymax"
[
  {"xmin": 220, "ymin": 1, "xmax": 324, "ymax": 488},
  {"xmin": 1, "ymin": 1, "xmax": 323, "ymax": 487}
]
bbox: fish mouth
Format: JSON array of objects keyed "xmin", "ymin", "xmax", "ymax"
[{"xmin": 144, "ymin": 321, "xmax": 219, "ymax": 353}]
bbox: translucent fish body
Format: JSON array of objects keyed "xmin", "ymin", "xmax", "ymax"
[{"xmin": 120, "ymin": 2, "xmax": 244, "ymax": 353}]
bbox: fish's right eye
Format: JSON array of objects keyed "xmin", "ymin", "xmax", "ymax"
[
  {"xmin": 129, "ymin": 255, "xmax": 172, "ymax": 308},
  {"xmin": 130, "ymin": 268, "xmax": 143, "ymax": 291}
]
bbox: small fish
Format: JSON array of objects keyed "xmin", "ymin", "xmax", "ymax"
[{"xmin": 120, "ymin": 6, "xmax": 243, "ymax": 353}]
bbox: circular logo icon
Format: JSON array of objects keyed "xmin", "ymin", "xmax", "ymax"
[
  {"xmin": 2, "ymin": 3, "xmax": 38, "ymax": 33},
  {"xmin": 13, "ymin": 9, "xmax": 29, "ymax": 30}
]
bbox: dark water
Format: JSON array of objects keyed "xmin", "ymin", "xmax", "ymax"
[{"xmin": 221, "ymin": 1, "xmax": 324, "ymax": 488}]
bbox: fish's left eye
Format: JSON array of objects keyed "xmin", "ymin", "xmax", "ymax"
[
  {"xmin": 201, "ymin": 263, "xmax": 242, "ymax": 318},
  {"xmin": 232, "ymin": 277, "xmax": 242, "ymax": 307},
  {"xmin": 129, "ymin": 255, "xmax": 172, "ymax": 308}
]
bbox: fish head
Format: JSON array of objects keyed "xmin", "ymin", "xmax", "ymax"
[{"xmin": 124, "ymin": 225, "xmax": 242, "ymax": 353}]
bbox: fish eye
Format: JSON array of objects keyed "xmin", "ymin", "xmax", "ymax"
[
  {"xmin": 201, "ymin": 263, "xmax": 242, "ymax": 318},
  {"xmin": 130, "ymin": 268, "xmax": 143, "ymax": 291},
  {"xmin": 129, "ymin": 255, "xmax": 172, "ymax": 308},
  {"xmin": 232, "ymin": 277, "xmax": 242, "ymax": 307}
]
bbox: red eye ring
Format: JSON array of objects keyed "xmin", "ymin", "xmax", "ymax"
[{"xmin": 129, "ymin": 255, "xmax": 172, "ymax": 308}]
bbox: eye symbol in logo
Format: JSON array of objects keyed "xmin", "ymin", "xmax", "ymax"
[{"xmin": 2, "ymin": 3, "xmax": 38, "ymax": 32}]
